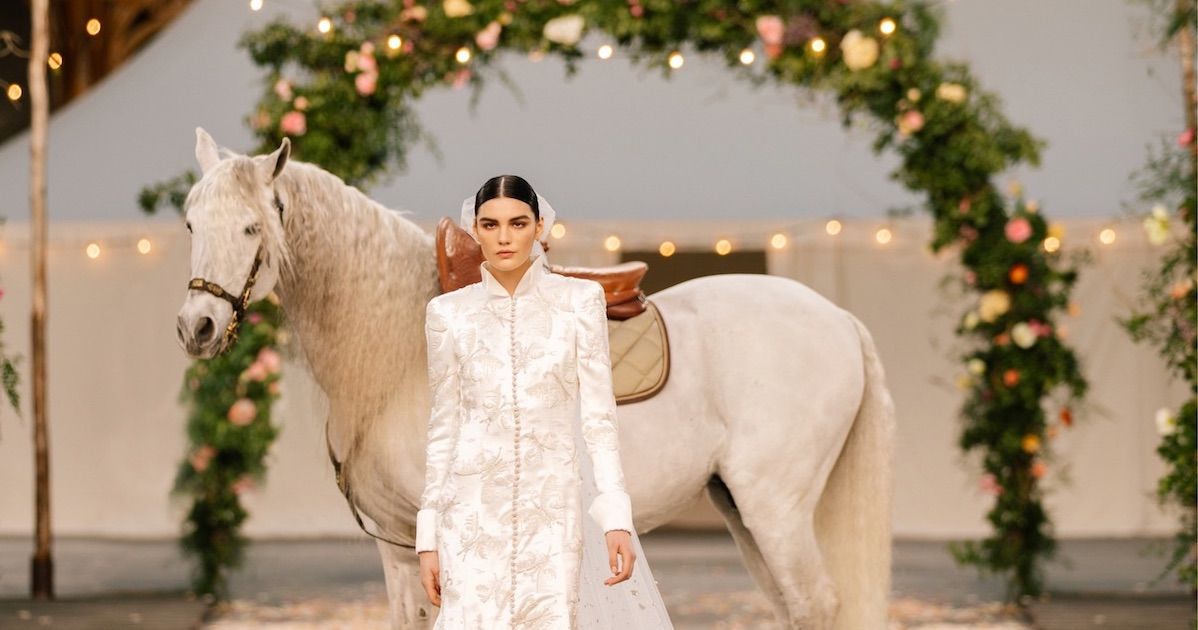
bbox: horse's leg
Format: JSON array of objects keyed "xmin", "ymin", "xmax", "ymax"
[
  {"xmin": 720, "ymin": 469, "xmax": 841, "ymax": 629},
  {"xmin": 377, "ymin": 540, "xmax": 437, "ymax": 629},
  {"xmin": 705, "ymin": 475, "xmax": 788, "ymax": 626}
]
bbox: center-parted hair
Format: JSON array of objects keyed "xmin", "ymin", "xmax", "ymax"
[{"xmin": 474, "ymin": 175, "xmax": 540, "ymax": 220}]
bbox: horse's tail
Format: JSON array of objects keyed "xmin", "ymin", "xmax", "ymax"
[{"xmin": 814, "ymin": 311, "xmax": 896, "ymax": 629}]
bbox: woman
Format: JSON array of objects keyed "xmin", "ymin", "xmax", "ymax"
[{"xmin": 415, "ymin": 175, "xmax": 673, "ymax": 628}]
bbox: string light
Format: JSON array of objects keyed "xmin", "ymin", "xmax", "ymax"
[
  {"xmin": 317, "ymin": 17, "xmax": 332, "ymax": 34},
  {"xmin": 388, "ymin": 34, "xmax": 402, "ymax": 50},
  {"xmin": 6, "ymin": 84, "xmax": 20, "ymax": 101},
  {"xmin": 1043, "ymin": 236, "xmax": 1061, "ymax": 253},
  {"xmin": 879, "ymin": 18, "xmax": 897, "ymax": 36},
  {"xmin": 456, "ymin": 47, "xmax": 472, "ymax": 64},
  {"xmin": 604, "ymin": 235, "xmax": 621, "ymax": 252},
  {"xmin": 86, "ymin": 19, "xmax": 101, "ymax": 36},
  {"xmin": 86, "ymin": 243, "xmax": 101, "ymax": 259},
  {"xmin": 668, "ymin": 51, "xmax": 684, "ymax": 69},
  {"xmin": 250, "ymin": 0, "xmax": 263, "ymax": 11},
  {"xmin": 825, "ymin": 219, "xmax": 842, "ymax": 236},
  {"xmin": 1098, "ymin": 228, "xmax": 1116, "ymax": 245},
  {"xmin": 809, "ymin": 37, "xmax": 826, "ymax": 55},
  {"xmin": 47, "ymin": 52, "xmax": 62, "ymax": 70},
  {"xmin": 875, "ymin": 227, "xmax": 892, "ymax": 245},
  {"xmin": 739, "ymin": 49, "xmax": 755, "ymax": 65},
  {"xmin": 551, "ymin": 223, "xmax": 566, "ymax": 239},
  {"xmin": 597, "ymin": 44, "xmax": 613, "ymax": 60},
  {"xmin": 659, "ymin": 241, "xmax": 676, "ymax": 257},
  {"xmin": 137, "ymin": 238, "xmax": 152, "ymax": 254},
  {"xmin": 770, "ymin": 233, "xmax": 787, "ymax": 249},
  {"xmin": 714, "ymin": 239, "xmax": 732, "ymax": 255}
]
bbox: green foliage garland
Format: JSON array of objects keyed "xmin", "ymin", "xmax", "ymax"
[
  {"xmin": 1119, "ymin": 0, "xmax": 1197, "ymax": 595},
  {"xmin": 168, "ymin": 298, "xmax": 285, "ymax": 599},
  {"xmin": 142, "ymin": 0, "xmax": 1090, "ymax": 603}
]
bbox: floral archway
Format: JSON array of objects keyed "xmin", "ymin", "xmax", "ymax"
[{"xmin": 142, "ymin": 0, "xmax": 1088, "ymax": 603}]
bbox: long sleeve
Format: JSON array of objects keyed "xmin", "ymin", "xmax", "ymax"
[
  {"xmin": 575, "ymin": 281, "xmax": 635, "ymax": 534},
  {"xmin": 415, "ymin": 297, "xmax": 461, "ymax": 553}
]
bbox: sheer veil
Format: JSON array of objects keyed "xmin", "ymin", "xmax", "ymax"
[{"xmin": 459, "ymin": 192, "xmax": 674, "ymax": 628}]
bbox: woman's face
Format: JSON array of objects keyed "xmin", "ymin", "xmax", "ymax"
[{"xmin": 475, "ymin": 197, "xmax": 543, "ymax": 272}]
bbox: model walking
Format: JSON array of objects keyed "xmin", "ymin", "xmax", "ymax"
[{"xmin": 415, "ymin": 175, "xmax": 673, "ymax": 628}]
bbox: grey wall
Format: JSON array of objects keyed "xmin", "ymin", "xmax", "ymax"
[{"xmin": 0, "ymin": 0, "xmax": 1182, "ymax": 224}]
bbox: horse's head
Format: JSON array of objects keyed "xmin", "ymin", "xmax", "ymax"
[{"xmin": 176, "ymin": 127, "xmax": 292, "ymax": 359}]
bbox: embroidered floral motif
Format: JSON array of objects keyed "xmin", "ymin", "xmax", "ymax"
[{"xmin": 415, "ymin": 258, "xmax": 634, "ymax": 628}]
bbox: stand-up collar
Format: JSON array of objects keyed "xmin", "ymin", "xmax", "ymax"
[{"xmin": 480, "ymin": 253, "xmax": 548, "ymax": 298}]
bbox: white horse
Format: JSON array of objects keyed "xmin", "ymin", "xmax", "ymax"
[{"xmin": 175, "ymin": 128, "xmax": 896, "ymax": 629}]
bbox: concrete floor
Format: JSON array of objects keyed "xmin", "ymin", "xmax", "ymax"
[{"xmin": 0, "ymin": 531, "xmax": 1192, "ymax": 628}]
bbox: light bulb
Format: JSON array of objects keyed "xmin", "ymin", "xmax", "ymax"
[
  {"xmin": 770, "ymin": 233, "xmax": 787, "ymax": 249},
  {"xmin": 598, "ymin": 45, "xmax": 613, "ymax": 60},
  {"xmin": 825, "ymin": 219, "xmax": 842, "ymax": 236},
  {"xmin": 739, "ymin": 49, "xmax": 755, "ymax": 65},
  {"xmin": 715, "ymin": 239, "xmax": 732, "ymax": 255},
  {"xmin": 604, "ymin": 235, "xmax": 621, "ymax": 252},
  {"xmin": 659, "ymin": 241, "xmax": 676, "ymax": 257},
  {"xmin": 668, "ymin": 52, "xmax": 684, "ymax": 69}
]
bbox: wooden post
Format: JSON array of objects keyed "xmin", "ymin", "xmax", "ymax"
[{"xmin": 28, "ymin": 0, "xmax": 52, "ymax": 600}]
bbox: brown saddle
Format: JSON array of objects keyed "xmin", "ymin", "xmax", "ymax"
[{"xmin": 435, "ymin": 217, "xmax": 648, "ymax": 320}]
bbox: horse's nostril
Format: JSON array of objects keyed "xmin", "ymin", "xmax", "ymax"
[
  {"xmin": 176, "ymin": 320, "xmax": 186, "ymax": 345},
  {"xmin": 195, "ymin": 316, "xmax": 215, "ymax": 343}
]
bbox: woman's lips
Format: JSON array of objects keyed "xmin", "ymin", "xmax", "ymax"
[{"xmin": 497, "ymin": 251, "xmax": 514, "ymax": 257}]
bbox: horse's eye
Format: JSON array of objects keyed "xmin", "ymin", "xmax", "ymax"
[
  {"xmin": 245, "ymin": 224, "xmax": 260, "ymax": 236},
  {"xmin": 185, "ymin": 222, "xmax": 192, "ymax": 233}
]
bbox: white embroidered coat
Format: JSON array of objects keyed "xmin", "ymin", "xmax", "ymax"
[{"xmin": 415, "ymin": 253, "xmax": 635, "ymax": 629}]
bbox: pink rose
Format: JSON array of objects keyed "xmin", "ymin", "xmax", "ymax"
[
  {"xmin": 273, "ymin": 78, "xmax": 293, "ymax": 101},
  {"xmin": 476, "ymin": 21, "xmax": 502, "ymax": 51},
  {"xmin": 190, "ymin": 445, "xmax": 216, "ymax": 472},
  {"xmin": 1030, "ymin": 461, "xmax": 1047, "ymax": 479},
  {"xmin": 1178, "ymin": 128, "xmax": 1195, "ymax": 147},
  {"xmin": 227, "ymin": 398, "xmax": 257, "ymax": 426},
  {"xmin": 280, "ymin": 111, "xmax": 306, "ymax": 136},
  {"xmin": 1004, "ymin": 217, "xmax": 1032, "ymax": 244},
  {"xmin": 268, "ymin": 381, "xmax": 282, "ymax": 396},
  {"xmin": 360, "ymin": 41, "xmax": 375, "ymax": 56},
  {"xmin": 452, "ymin": 68, "xmax": 472, "ymax": 89},
  {"xmin": 958, "ymin": 198, "xmax": 972, "ymax": 214},
  {"xmin": 979, "ymin": 473, "xmax": 1003, "ymax": 496},
  {"xmin": 232, "ymin": 475, "xmax": 256, "ymax": 495},
  {"xmin": 629, "ymin": 4, "xmax": 643, "ymax": 17},
  {"xmin": 257, "ymin": 347, "xmax": 282, "ymax": 374},
  {"xmin": 897, "ymin": 110, "xmax": 924, "ymax": 136},
  {"xmin": 242, "ymin": 361, "xmax": 268, "ymax": 382},
  {"xmin": 357, "ymin": 52, "xmax": 377, "ymax": 73},
  {"xmin": 355, "ymin": 71, "xmax": 377, "ymax": 96},
  {"xmin": 755, "ymin": 15, "xmax": 784, "ymax": 46}
]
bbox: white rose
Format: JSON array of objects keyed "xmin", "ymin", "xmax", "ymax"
[
  {"xmin": 1155, "ymin": 407, "xmax": 1178, "ymax": 436},
  {"xmin": 936, "ymin": 82, "xmax": 968, "ymax": 104},
  {"xmin": 443, "ymin": 0, "xmax": 474, "ymax": 18},
  {"xmin": 967, "ymin": 358, "xmax": 986, "ymax": 375},
  {"xmin": 543, "ymin": 14, "xmax": 585, "ymax": 46},
  {"xmin": 839, "ymin": 30, "xmax": 879, "ymax": 71},
  {"xmin": 1011, "ymin": 322, "xmax": 1037, "ymax": 349},
  {"xmin": 978, "ymin": 290, "xmax": 1011, "ymax": 323},
  {"xmin": 1143, "ymin": 204, "xmax": 1170, "ymax": 245}
]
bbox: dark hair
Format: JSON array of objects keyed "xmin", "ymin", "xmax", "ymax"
[{"xmin": 474, "ymin": 175, "xmax": 540, "ymax": 220}]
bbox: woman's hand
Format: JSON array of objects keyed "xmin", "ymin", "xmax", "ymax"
[
  {"xmin": 603, "ymin": 529, "xmax": 636, "ymax": 586},
  {"xmin": 418, "ymin": 550, "xmax": 442, "ymax": 606}
]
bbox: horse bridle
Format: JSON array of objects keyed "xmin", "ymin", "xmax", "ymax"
[{"xmin": 185, "ymin": 192, "xmax": 285, "ymax": 353}]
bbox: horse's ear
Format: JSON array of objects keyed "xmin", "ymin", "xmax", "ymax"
[
  {"xmin": 195, "ymin": 127, "xmax": 221, "ymax": 175},
  {"xmin": 258, "ymin": 137, "xmax": 290, "ymax": 183}
]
